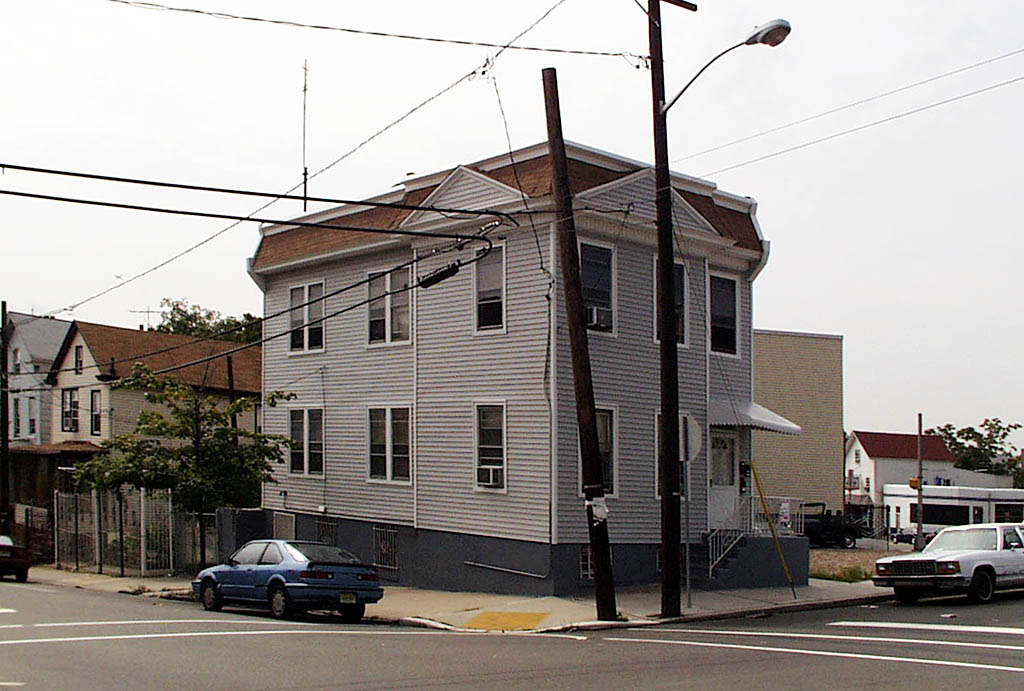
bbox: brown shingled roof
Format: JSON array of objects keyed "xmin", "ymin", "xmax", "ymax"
[
  {"xmin": 56, "ymin": 322, "xmax": 261, "ymax": 395},
  {"xmin": 250, "ymin": 147, "xmax": 761, "ymax": 272},
  {"xmin": 853, "ymin": 431, "xmax": 956, "ymax": 463}
]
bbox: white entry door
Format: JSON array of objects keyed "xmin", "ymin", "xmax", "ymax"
[{"xmin": 709, "ymin": 432, "xmax": 739, "ymax": 528}]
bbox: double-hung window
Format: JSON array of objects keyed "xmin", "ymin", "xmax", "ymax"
[
  {"xmin": 475, "ymin": 403, "xmax": 506, "ymax": 490},
  {"xmin": 580, "ymin": 243, "xmax": 613, "ymax": 332},
  {"xmin": 289, "ymin": 282, "xmax": 325, "ymax": 352},
  {"xmin": 368, "ymin": 268, "xmax": 411, "ymax": 344},
  {"xmin": 61, "ymin": 388, "xmax": 79, "ymax": 432},
  {"xmin": 368, "ymin": 407, "xmax": 411, "ymax": 482},
  {"xmin": 710, "ymin": 274, "xmax": 738, "ymax": 355},
  {"xmin": 73, "ymin": 345, "xmax": 84, "ymax": 374},
  {"xmin": 475, "ymin": 245, "xmax": 504, "ymax": 331},
  {"xmin": 289, "ymin": 408, "xmax": 324, "ymax": 475},
  {"xmin": 11, "ymin": 398, "xmax": 20, "ymax": 437},
  {"xmin": 90, "ymin": 390, "xmax": 102, "ymax": 436},
  {"xmin": 580, "ymin": 408, "xmax": 615, "ymax": 496},
  {"xmin": 655, "ymin": 259, "xmax": 687, "ymax": 345},
  {"xmin": 27, "ymin": 398, "xmax": 36, "ymax": 436}
]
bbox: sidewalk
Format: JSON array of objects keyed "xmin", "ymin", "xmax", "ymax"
[{"xmin": 25, "ymin": 564, "xmax": 889, "ymax": 632}]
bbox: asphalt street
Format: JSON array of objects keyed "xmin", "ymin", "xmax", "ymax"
[{"xmin": 4, "ymin": 579, "xmax": 1024, "ymax": 689}]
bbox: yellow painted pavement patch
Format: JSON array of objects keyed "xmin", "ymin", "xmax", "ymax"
[{"xmin": 462, "ymin": 611, "xmax": 549, "ymax": 631}]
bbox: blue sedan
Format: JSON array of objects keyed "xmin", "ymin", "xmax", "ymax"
[{"xmin": 192, "ymin": 540, "xmax": 383, "ymax": 622}]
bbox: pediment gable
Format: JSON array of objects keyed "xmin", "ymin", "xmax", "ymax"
[
  {"xmin": 575, "ymin": 168, "xmax": 718, "ymax": 236},
  {"xmin": 400, "ymin": 166, "xmax": 523, "ymax": 228}
]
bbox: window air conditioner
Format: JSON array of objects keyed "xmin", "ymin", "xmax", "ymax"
[
  {"xmin": 477, "ymin": 465, "xmax": 504, "ymax": 489},
  {"xmin": 585, "ymin": 306, "xmax": 612, "ymax": 330}
]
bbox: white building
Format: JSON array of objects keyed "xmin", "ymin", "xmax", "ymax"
[{"xmin": 883, "ymin": 484, "xmax": 1024, "ymax": 535}]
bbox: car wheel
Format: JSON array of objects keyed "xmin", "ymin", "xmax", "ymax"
[
  {"xmin": 200, "ymin": 579, "xmax": 222, "ymax": 611},
  {"xmin": 339, "ymin": 603, "xmax": 365, "ymax": 624},
  {"xmin": 841, "ymin": 530, "xmax": 857, "ymax": 549},
  {"xmin": 268, "ymin": 585, "xmax": 292, "ymax": 619},
  {"xmin": 968, "ymin": 569, "xmax": 995, "ymax": 603},
  {"xmin": 893, "ymin": 586, "xmax": 922, "ymax": 604},
  {"xmin": 15, "ymin": 569, "xmax": 28, "ymax": 583}
]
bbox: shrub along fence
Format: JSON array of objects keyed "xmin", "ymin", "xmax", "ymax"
[{"xmin": 54, "ymin": 488, "xmax": 216, "ymax": 576}]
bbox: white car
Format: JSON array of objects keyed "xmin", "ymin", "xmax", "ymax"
[{"xmin": 874, "ymin": 523, "xmax": 1024, "ymax": 604}]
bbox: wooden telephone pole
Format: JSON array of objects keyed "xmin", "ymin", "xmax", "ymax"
[{"xmin": 543, "ymin": 67, "xmax": 617, "ymax": 621}]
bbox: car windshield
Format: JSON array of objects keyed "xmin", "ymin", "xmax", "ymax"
[
  {"xmin": 924, "ymin": 528, "xmax": 998, "ymax": 553},
  {"xmin": 285, "ymin": 541, "xmax": 361, "ymax": 564}
]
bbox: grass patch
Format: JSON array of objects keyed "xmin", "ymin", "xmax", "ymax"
[{"xmin": 809, "ymin": 548, "xmax": 895, "ymax": 582}]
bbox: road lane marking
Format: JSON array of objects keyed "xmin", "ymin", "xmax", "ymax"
[
  {"xmin": 0, "ymin": 610, "xmax": 15, "ymax": 614},
  {"xmin": 0, "ymin": 682, "xmax": 25, "ymax": 687},
  {"xmin": 654, "ymin": 628, "xmax": 1024, "ymax": 653},
  {"xmin": 606, "ymin": 636, "xmax": 1024, "ymax": 674},
  {"xmin": 33, "ymin": 618, "xmax": 322, "ymax": 628},
  {"xmin": 0, "ymin": 629, "xmax": 588, "ymax": 647},
  {"xmin": 829, "ymin": 621, "xmax": 1024, "ymax": 636}
]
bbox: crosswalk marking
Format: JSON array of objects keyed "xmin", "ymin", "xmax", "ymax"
[
  {"xmin": 829, "ymin": 621, "xmax": 1024, "ymax": 636},
  {"xmin": 656, "ymin": 627, "xmax": 1024, "ymax": 653}
]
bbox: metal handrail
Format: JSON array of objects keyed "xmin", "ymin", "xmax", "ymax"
[{"xmin": 707, "ymin": 495, "xmax": 804, "ymax": 578}]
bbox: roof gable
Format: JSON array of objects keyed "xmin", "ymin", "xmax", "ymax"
[
  {"xmin": 577, "ymin": 168, "xmax": 718, "ymax": 235},
  {"xmin": 49, "ymin": 321, "xmax": 261, "ymax": 395},
  {"xmin": 853, "ymin": 431, "xmax": 956, "ymax": 463},
  {"xmin": 401, "ymin": 166, "xmax": 523, "ymax": 228}
]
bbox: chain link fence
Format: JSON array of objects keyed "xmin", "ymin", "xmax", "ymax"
[{"xmin": 54, "ymin": 488, "xmax": 216, "ymax": 576}]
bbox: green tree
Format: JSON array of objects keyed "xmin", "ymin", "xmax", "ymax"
[
  {"xmin": 156, "ymin": 297, "xmax": 261, "ymax": 344},
  {"xmin": 75, "ymin": 364, "xmax": 292, "ymax": 567},
  {"xmin": 926, "ymin": 418, "xmax": 1023, "ymax": 483}
]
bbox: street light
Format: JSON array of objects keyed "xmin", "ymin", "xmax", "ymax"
[{"xmin": 649, "ymin": 3, "xmax": 791, "ymax": 618}]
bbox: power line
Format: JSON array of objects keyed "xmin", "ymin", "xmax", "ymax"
[
  {"xmin": 702, "ymin": 74, "xmax": 1024, "ymax": 177},
  {"xmin": 673, "ymin": 46, "xmax": 1024, "ymax": 164},
  {"xmin": 0, "ymin": 162, "xmax": 517, "ymax": 224},
  {"xmin": 48, "ymin": 0, "xmax": 570, "ymax": 317},
  {"xmin": 105, "ymin": 0, "xmax": 639, "ymax": 59}
]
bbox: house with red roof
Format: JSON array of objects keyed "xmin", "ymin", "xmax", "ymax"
[
  {"xmin": 844, "ymin": 430, "xmax": 1011, "ymax": 512},
  {"xmin": 248, "ymin": 141, "xmax": 803, "ymax": 593}
]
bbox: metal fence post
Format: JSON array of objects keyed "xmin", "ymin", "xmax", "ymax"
[
  {"xmin": 73, "ymin": 492, "xmax": 79, "ymax": 572},
  {"xmin": 92, "ymin": 489, "xmax": 102, "ymax": 574},
  {"xmin": 140, "ymin": 489, "xmax": 147, "ymax": 578},
  {"xmin": 168, "ymin": 492, "xmax": 174, "ymax": 574},
  {"xmin": 52, "ymin": 490, "xmax": 58, "ymax": 568},
  {"xmin": 117, "ymin": 489, "xmax": 124, "ymax": 577}
]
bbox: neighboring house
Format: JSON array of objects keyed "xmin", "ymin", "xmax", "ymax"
[
  {"xmin": 751, "ymin": 329, "xmax": 844, "ymax": 510},
  {"xmin": 5, "ymin": 312, "xmax": 72, "ymax": 447},
  {"xmin": 247, "ymin": 141, "xmax": 803, "ymax": 594},
  {"xmin": 844, "ymin": 430, "xmax": 1012, "ymax": 512}
]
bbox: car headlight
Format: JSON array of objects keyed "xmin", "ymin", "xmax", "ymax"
[
  {"xmin": 936, "ymin": 561, "xmax": 960, "ymax": 575},
  {"xmin": 875, "ymin": 563, "xmax": 891, "ymax": 575}
]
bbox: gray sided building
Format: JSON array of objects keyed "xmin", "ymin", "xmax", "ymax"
[{"xmin": 246, "ymin": 142, "xmax": 805, "ymax": 595}]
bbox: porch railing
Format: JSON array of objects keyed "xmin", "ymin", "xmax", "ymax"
[{"xmin": 707, "ymin": 495, "xmax": 804, "ymax": 578}]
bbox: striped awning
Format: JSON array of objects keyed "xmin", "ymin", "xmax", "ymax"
[{"xmin": 709, "ymin": 399, "xmax": 801, "ymax": 436}]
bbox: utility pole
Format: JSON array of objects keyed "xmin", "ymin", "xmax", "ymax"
[
  {"xmin": 650, "ymin": 0, "xmax": 697, "ymax": 619},
  {"xmin": 543, "ymin": 67, "xmax": 617, "ymax": 621},
  {"xmin": 916, "ymin": 413, "xmax": 924, "ymax": 550},
  {"xmin": 1, "ymin": 300, "xmax": 10, "ymax": 535}
]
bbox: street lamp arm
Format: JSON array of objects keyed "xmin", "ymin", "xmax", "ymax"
[{"xmin": 661, "ymin": 41, "xmax": 744, "ymax": 115}]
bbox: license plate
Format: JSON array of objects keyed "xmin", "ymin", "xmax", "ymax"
[
  {"xmin": 339, "ymin": 593, "xmax": 356, "ymax": 604},
  {"xmin": 0, "ymin": 549, "xmax": 10, "ymax": 558}
]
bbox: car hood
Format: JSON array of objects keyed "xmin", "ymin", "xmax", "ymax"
[{"xmin": 877, "ymin": 548, "xmax": 985, "ymax": 564}]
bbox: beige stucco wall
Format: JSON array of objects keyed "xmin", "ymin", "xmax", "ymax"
[{"xmin": 752, "ymin": 329, "xmax": 844, "ymax": 509}]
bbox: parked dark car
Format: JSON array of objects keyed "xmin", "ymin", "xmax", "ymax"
[
  {"xmin": 0, "ymin": 536, "xmax": 30, "ymax": 582},
  {"xmin": 192, "ymin": 540, "xmax": 383, "ymax": 622},
  {"xmin": 802, "ymin": 502, "xmax": 862, "ymax": 549}
]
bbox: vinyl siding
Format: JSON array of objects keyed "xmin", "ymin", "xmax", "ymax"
[{"xmin": 556, "ymin": 223, "xmax": 710, "ymax": 544}]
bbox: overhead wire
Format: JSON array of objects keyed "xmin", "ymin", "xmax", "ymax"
[
  {"xmin": 41, "ymin": 0, "xmax": 574, "ymax": 317},
  {"xmin": 701, "ymin": 74, "xmax": 1024, "ymax": 177},
  {"xmin": 103, "ymin": 0, "xmax": 639, "ymax": 59},
  {"xmin": 673, "ymin": 45, "xmax": 1024, "ymax": 164}
]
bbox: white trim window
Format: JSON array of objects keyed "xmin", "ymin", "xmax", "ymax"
[
  {"xmin": 73, "ymin": 345, "xmax": 84, "ymax": 374},
  {"xmin": 27, "ymin": 397, "xmax": 36, "ymax": 436},
  {"xmin": 11, "ymin": 398, "xmax": 20, "ymax": 438},
  {"xmin": 580, "ymin": 242, "xmax": 614, "ymax": 333},
  {"xmin": 289, "ymin": 408, "xmax": 324, "ymax": 475},
  {"xmin": 474, "ymin": 244, "xmax": 505, "ymax": 332},
  {"xmin": 655, "ymin": 412, "xmax": 691, "ymax": 499},
  {"xmin": 61, "ymin": 388, "xmax": 79, "ymax": 433},
  {"xmin": 709, "ymin": 274, "xmax": 738, "ymax": 355},
  {"xmin": 90, "ymin": 389, "xmax": 102, "ymax": 436},
  {"xmin": 654, "ymin": 258, "xmax": 687, "ymax": 345},
  {"xmin": 289, "ymin": 282, "xmax": 325, "ymax": 352},
  {"xmin": 368, "ymin": 406, "xmax": 411, "ymax": 483},
  {"xmin": 475, "ymin": 403, "xmax": 506, "ymax": 491},
  {"xmin": 368, "ymin": 268, "xmax": 411, "ymax": 345},
  {"xmin": 11, "ymin": 349, "xmax": 20, "ymax": 375},
  {"xmin": 579, "ymin": 407, "xmax": 616, "ymax": 496}
]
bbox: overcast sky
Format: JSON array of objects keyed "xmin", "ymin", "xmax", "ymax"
[{"xmin": 3, "ymin": 0, "xmax": 1023, "ymax": 445}]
